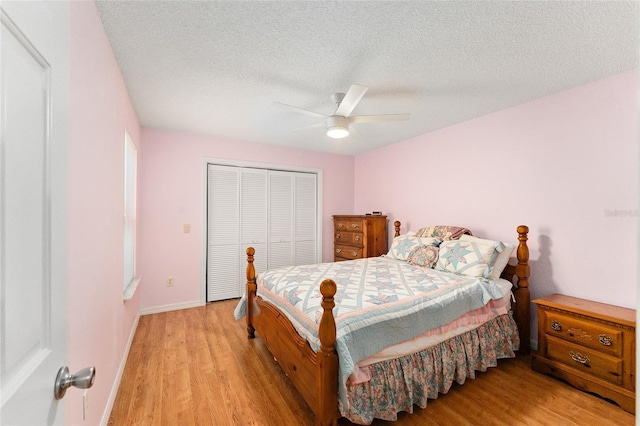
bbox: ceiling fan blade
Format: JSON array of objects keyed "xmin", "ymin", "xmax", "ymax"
[
  {"xmin": 291, "ymin": 121, "xmax": 326, "ymax": 132},
  {"xmin": 334, "ymin": 84, "xmax": 368, "ymax": 117},
  {"xmin": 273, "ymin": 101, "xmax": 327, "ymax": 118},
  {"xmin": 350, "ymin": 114, "xmax": 410, "ymax": 123}
]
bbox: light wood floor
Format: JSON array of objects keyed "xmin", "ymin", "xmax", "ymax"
[{"xmin": 108, "ymin": 299, "xmax": 635, "ymax": 425}]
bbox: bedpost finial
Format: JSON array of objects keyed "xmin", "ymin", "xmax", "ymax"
[
  {"xmin": 320, "ymin": 279, "xmax": 337, "ymax": 298},
  {"xmin": 517, "ymin": 225, "xmax": 529, "ymax": 236},
  {"xmin": 246, "ymin": 246, "xmax": 255, "ymax": 256},
  {"xmin": 319, "ymin": 279, "xmax": 337, "ymax": 352}
]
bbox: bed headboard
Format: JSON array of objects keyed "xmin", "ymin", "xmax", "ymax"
[{"xmin": 500, "ymin": 225, "xmax": 530, "ymax": 353}]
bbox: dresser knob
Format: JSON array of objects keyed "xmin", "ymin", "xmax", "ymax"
[
  {"xmin": 336, "ymin": 233, "xmax": 341, "ymax": 239},
  {"xmin": 599, "ymin": 334, "xmax": 613, "ymax": 346},
  {"xmin": 338, "ymin": 223, "xmax": 344, "ymax": 228},
  {"xmin": 336, "ymin": 248, "xmax": 341, "ymax": 253},
  {"xmin": 569, "ymin": 351, "xmax": 590, "ymax": 365},
  {"xmin": 351, "ymin": 251, "xmax": 357, "ymax": 256},
  {"xmin": 351, "ymin": 224, "xmax": 357, "ymax": 229},
  {"xmin": 551, "ymin": 320, "xmax": 562, "ymax": 331},
  {"xmin": 354, "ymin": 236, "xmax": 360, "ymax": 242}
]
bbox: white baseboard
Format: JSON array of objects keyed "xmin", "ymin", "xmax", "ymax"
[
  {"xmin": 100, "ymin": 312, "xmax": 140, "ymax": 426},
  {"xmin": 139, "ymin": 300, "xmax": 204, "ymax": 316}
]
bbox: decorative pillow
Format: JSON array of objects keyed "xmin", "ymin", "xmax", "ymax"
[
  {"xmin": 387, "ymin": 235, "xmax": 440, "ymax": 261},
  {"xmin": 406, "ymin": 244, "xmax": 439, "ymax": 268},
  {"xmin": 435, "ymin": 239, "xmax": 501, "ymax": 278},
  {"xmin": 415, "ymin": 225, "xmax": 473, "ymax": 241},
  {"xmin": 459, "ymin": 235, "xmax": 515, "ymax": 279}
]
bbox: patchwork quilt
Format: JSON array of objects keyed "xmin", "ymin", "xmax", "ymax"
[{"xmin": 234, "ymin": 256, "xmax": 507, "ymax": 404}]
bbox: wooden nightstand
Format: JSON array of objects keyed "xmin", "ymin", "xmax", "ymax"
[{"xmin": 532, "ymin": 294, "xmax": 635, "ymax": 413}]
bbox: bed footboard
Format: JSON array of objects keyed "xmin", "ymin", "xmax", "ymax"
[{"xmin": 245, "ymin": 248, "xmax": 339, "ymax": 426}]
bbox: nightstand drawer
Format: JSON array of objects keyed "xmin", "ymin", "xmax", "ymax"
[
  {"xmin": 335, "ymin": 244, "xmax": 362, "ymax": 260},
  {"xmin": 546, "ymin": 335, "xmax": 623, "ymax": 386},
  {"xmin": 545, "ymin": 310, "xmax": 623, "ymax": 358},
  {"xmin": 335, "ymin": 231, "xmax": 363, "ymax": 246}
]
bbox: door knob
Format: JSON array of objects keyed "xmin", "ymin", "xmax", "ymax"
[{"xmin": 54, "ymin": 366, "xmax": 96, "ymax": 399}]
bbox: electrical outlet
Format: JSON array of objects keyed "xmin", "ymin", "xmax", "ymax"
[
  {"xmin": 82, "ymin": 390, "xmax": 89, "ymax": 420},
  {"xmin": 183, "ymin": 223, "xmax": 191, "ymax": 233},
  {"xmin": 167, "ymin": 277, "xmax": 174, "ymax": 287}
]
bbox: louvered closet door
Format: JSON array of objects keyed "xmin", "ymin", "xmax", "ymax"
[
  {"xmin": 294, "ymin": 172, "xmax": 317, "ymax": 265},
  {"xmin": 207, "ymin": 165, "xmax": 240, "ymax": 301},
  {"xmin": 240, "ymin": 168, "xmax": 267, "ymax": 284},
  {"xmin": 268, "ymin": 171, "xmax": 294, "ymax": 269}
]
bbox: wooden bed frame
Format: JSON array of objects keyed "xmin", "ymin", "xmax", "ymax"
[{"xmin": 244, "ymin": 222, "xmax": 530, "ymax": 426}]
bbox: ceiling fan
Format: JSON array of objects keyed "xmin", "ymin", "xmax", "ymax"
[{"xmin": 274, "ymin": 84, "xmax": 410, "ymax": 139}]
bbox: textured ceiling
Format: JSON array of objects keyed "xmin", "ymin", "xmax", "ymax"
[{"xmin": 96, "ymin": 1, "xmax": 638, "ymax": 156}]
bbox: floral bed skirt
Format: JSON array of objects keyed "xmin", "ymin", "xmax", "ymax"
[{"xmin": 339, "ymin": 313, "xmax": 520, "ymax": 424}]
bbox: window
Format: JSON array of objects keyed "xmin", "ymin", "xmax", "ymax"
[{"xmin": 123, "ymin": 130, "xmax": 139, "ymax": 299}]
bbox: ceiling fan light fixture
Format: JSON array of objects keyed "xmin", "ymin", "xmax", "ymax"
[
  {"xmin": 327, "ymin": 127, "xmax": 349, "ymax": 139},
  {"xmin": 326, "ymin": 115, "xmax": 350, "ymax": 139}
]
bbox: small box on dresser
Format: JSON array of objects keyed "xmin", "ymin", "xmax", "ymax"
[
  {"xmin": 532, "ymin": 293, "xmax": 635, "ymax": 413},
  {"xmin": 332, "ymin": 215, "xmax": 387, "ymax": 262}
]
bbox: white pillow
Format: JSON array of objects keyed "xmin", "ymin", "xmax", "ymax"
[
  {"xmin": 387, "ymin": 235, "xmax": 440, "ymax": 261},
  {"xmin": 435, "ymin": 238, "xmax": 501, "ymax": 278},
  {"xmin": 459, "ymin": 235, "xmax": 515, "ymax": 279}
]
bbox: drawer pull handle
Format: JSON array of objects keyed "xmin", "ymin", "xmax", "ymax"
[
  {"xmin": 354, "ymin": 236, "xmax": 360, "ymax": 242},
  {"xmin": 336, "ymin": 248, "xmax": 341, "ymax": 253},
  {"xmin": 551, "ymin": 320, "xmax": 562, "ymax": 331},
  {"xmin": 336, "ymin": 233, "xmax": 341, "ymax": 239},
  {"xmin": 338, "ymin": 223, "xmax": 344, "ymax": 228},
  {"xmin": 569, "ymin": 351, "xmax": 590, "ymax": 366},
  {"xmin": 351, "ymin": 224, "xmax": 358, "ymax": 229},
  {"xmin": 351, "ymin": 251, "xmax": 358, "ymax": 256},
  {"xmin": 599, "ymin": 334, "xmax": 613, "ymax": 346}
]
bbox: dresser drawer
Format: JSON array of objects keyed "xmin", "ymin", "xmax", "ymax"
[
  {"xmin": 335, "ymin": 244, "xmax": 362, "ymax": 260},
  {"xmin": 546, "ymin": 335, "xmax": 624, "ymax": 386},
  {"xmin": 545, "ymin": 310, "xmax": 623, "ymax": 358},
  {"xmin": 335, "ymin": 231, "xmax": 364, "ymax": 247},
  {"xmin": 335, "ymin": 219, "xmax": 365, "ymax": 232}
]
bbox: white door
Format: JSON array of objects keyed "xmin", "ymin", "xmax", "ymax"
[
  {"xmin": 0, "ymin": 2, "xmax": 69, "ymax": 424},
  {"xmin": 268, "ymin": 171, "xmax": 294, "ymax": 269},
  {"xmin": 239, "ymin": 168, "xmax": 267, "ymax": 288},
  {"xmin": 294, "ymin": 172, "xmax": 317, "ymax": 265},
  {"xmin": 207, "ymin": 165, "xmax": 241, "ymax": 301}
]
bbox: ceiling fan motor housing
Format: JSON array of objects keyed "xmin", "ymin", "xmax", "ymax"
[{"xmin": 327, "ymin": 115, "xmax": 350, "ymax": 138}]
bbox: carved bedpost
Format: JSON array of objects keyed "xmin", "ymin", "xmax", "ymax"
[
  {"xmin": 514, "ymin": 226, "xmax": 530, "ymax": 354},
  {"xmin": 246, "ymin": 247, "xmax": 256, "ymax": 339},
  {"xmin": 394, "ymin": 221, "xmax": 401, "ymax": 238},
  {"xmin": 316, "ymin": 279, "xmax": 338, "ymax": 426}
]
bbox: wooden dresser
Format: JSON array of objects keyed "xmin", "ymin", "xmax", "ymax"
[
  {"xmin": 532, "ymin": 294, "xmax": 636, "ymax": 413},
  {"xmin": 332, "ymin": 215, "xmax": 387, "ymax": 262}
]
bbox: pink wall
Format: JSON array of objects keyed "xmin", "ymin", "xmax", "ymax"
[
  {"xmin": 138, "ymin": 129, "xmax": 354, "ymax": 309},
  {"xmin": 355, "ymin": 70, "xmax": 638, "ymax": 340},
  {"xmin": 69, "ymin": 2, "xmax": 141, "ymax": 424}
]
